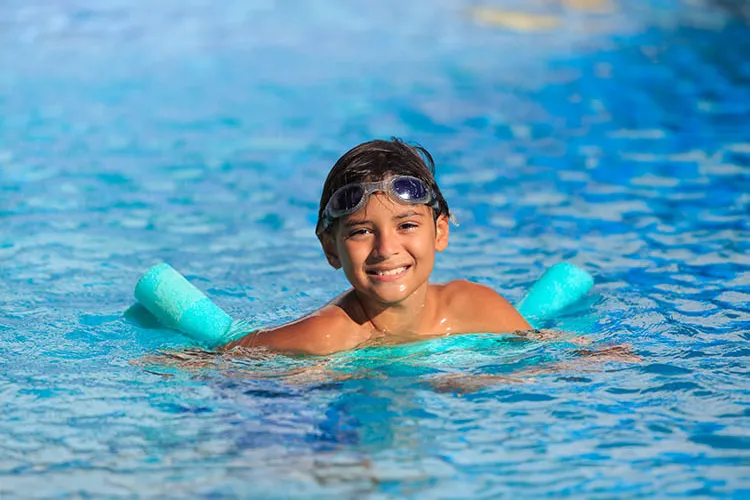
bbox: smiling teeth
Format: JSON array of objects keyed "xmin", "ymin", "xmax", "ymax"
[{"xmin": 374, "ymin": 266, "xmax": 407, "ymax": 276}]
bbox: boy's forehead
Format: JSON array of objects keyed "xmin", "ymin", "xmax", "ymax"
[{"xmin": 344, "ymin": 193, "xmax": 431, "ymax": 222}]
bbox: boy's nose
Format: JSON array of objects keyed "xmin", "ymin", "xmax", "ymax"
[{"xmin": 373, "ymin": 229, "xmax": 399, "ymax": 259}]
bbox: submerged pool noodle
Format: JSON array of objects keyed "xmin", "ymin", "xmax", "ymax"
[
  {"xmin": 134, "ymin": 263, "xmax": 238, "ymax": 347},
  {"xmin": 516, "ymin": 262, "xmax": 595, "ymax": 327},
  {"xmin": 134, "ymin": 262, "xmax": 594, "ymax": 347}
]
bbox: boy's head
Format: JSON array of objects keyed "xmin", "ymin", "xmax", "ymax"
[
  {"xmin": 316, "ymin": 139, "xmax": 451, "ymax": 305},
  {"xmin": 316, "ymin": 139, "xmax": 450, "ymax": 236}
]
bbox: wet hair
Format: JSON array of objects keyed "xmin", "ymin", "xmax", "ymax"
[{"xmin": 316, "ymin": 138, "xmax": 450, "ymax": 235}]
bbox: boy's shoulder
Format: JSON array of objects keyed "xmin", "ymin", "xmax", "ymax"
[
  {"xmin": 433, "ymin": 280, "xmax": 530, "ymax": 333},
  {"xmin": 288, "ymin": 303, "xmax": 371, "ymax": 354},
  {"xmin": 436, "ymin": 279, "xmax": 505, "ymax": 306},
  {"xmin": 233, "ymin": 301, "xmax": 370, "ymax": 356}
]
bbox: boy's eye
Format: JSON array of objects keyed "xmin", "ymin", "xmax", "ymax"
[
  {"xmin": 348, "ymin": 228, "xmax": 371, "ymax": 237},
  {"xmin": 399, "ymin": 222, "xmax": 419, "ymax": 231}
]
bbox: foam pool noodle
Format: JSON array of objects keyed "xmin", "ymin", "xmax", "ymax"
[
  {"xmin": 133, "ymin": 261, "xmax": 593, "ymax": 349},
  {"xmin": 516, "ymin": 262, "xmax": 594, "ymax": 328},
  {"xmin": 134, "ymin": 263, "xmax": 245, "ymax": 347}
]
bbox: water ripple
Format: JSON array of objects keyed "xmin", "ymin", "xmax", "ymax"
[{"xmin": 1, "ymin": 0, "xmax": 750, "ymax": 498}]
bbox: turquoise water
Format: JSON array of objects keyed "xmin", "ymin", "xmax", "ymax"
[{"xmin": 2, "ymin": 0, "xmax": 749, "ymax": 497}]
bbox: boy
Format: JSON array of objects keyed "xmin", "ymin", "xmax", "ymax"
[{"xmin": 228, "ymin": 139, "xmax": 530, "ymax": 355}]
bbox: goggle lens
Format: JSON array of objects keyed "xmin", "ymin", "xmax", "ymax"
[
  {"xmin": 320, "ymin": 175, "xmax": 439, "ymax": 232},
  {"xmin": 329, "ymin": 185, "xmax": 365, "ymax": 215},
  {"xmin": 392, "ymin": 176, "xmax": 429, "ymax": 202}
]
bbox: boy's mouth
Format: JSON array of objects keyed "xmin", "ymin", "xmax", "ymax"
[{"xmin": 366, "ymin": 265, "xmax": 411, "ymax": 280}]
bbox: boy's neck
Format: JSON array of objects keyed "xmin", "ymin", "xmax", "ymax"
[{"xmin": 353, "ymin": 284, "xmax": 435, "ymax": 339}]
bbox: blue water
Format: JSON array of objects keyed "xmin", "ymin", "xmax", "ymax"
[{"xmin": 2, "ymin": 0, "xmax": 749, "ymax": 497}]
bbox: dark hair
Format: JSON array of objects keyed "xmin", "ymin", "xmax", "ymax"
[{"xmin": 316, "ymin": 138, "xmax": 450, "ymax": 235}]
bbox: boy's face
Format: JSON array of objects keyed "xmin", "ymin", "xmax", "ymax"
[{"xmin": 320, "ymin": 193, "xmax": 449, "ymax": 307}]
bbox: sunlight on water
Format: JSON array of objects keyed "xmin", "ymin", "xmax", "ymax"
[{"xmin": 1, "ymin": 0, "xmax": 749, "ymax": 497}]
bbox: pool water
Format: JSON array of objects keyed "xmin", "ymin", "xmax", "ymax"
[{"xmin": 1, "ymin": 0, "xmax": 749, "ymax": 497}]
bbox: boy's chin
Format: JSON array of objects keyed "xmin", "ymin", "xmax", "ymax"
[{"xmin": 357, "ymin": 284, "xmax": 422, "ymax": 307}]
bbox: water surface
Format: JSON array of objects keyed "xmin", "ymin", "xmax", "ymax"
[{"xmin": 1, "ymin": 0, "xmax": 749, "ymax": 497}]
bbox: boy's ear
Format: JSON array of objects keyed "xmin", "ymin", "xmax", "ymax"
[
  {"xmin": 435, "ymin": 214, "xmax": 449, "ymax": 252},
  {"xmin": 318, "ymin": 232, "xmax": 342, "ymax": 269}
]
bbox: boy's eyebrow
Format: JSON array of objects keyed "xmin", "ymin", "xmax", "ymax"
[
  {"xmin": 343, "ymin": 210, "xmax": 424, "ymax": 227},
  {"xmin": 343, "ymin": 218, "xmax": 370, "ymax": 228},
  {"xmin": 394, "ymin": 210, "xmax": 423, "ymax": 220}
]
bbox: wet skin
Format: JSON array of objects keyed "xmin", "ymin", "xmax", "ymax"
[{"xmin": 229, "ymin": 193, "xmax": 531, "ymax": 355}]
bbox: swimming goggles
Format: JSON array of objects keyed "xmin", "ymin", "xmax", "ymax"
[{"xmin": 317, "ymin": 175, "xmax": 439, "ymax": 233}]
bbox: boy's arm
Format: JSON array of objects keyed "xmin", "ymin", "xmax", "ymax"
[
  {"xmin": 224, "ymin": 306, "xmax": 363, "ymax": 356},
  {"xmin": 449, "ymin": 281, "xmax": 593, "ymax": 344},
  {"xmin": 449, "ymin": 280, "xmax": 531, "ymax": 333}
]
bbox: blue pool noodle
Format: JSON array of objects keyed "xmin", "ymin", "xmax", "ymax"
[
  {"xmin": 134, "ymin": 263, "xmax": 236, "ymax": 347},
  {"xmin": 134, "ymin": 261, "xmax": 593, "ymax": 347},
  {"xmin": 516, "ymin": 262, "xmax": 594, "ymax": 328}
]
